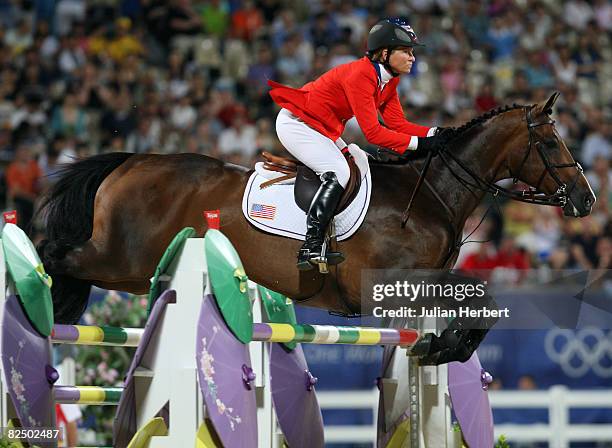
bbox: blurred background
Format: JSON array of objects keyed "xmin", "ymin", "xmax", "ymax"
[{"xmin": 0, "ymin": 0, "xmax": 611, "ymax": 446}]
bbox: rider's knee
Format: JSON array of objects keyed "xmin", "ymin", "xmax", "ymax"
[{"xmin": 327, "ymin": 166, "xmax": 350, "ymax": 189}]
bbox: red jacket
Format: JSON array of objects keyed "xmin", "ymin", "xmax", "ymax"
[{"xmin": 268, "ymin": 57, "xmax": 431, "ymax": 154}]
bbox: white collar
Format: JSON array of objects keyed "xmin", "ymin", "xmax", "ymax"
[{"xmin": 378, "ymin": 63, "xmax": 394, "ymax": 87}]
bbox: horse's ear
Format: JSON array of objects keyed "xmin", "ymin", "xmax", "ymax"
[{"xmin": 539, "ymin": 91, "xmax": 560, "ymax": 115}]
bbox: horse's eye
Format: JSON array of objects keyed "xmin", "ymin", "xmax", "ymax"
[{"xmin": 543, "ymin": 139, "xmax": 558, "ymax": 150}]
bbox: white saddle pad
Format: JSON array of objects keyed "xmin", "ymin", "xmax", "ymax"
[{"xmin": 241, "ymin": 145, "xmax": 372, "ymax": 241}]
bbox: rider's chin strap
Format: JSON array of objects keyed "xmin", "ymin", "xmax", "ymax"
[{"xmin": 383, "ymin": 48, "xmax": 400, "ymax": 77}]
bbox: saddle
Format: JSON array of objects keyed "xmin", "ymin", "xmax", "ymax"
[{"xmin": 261, "ymin": 151, "xmax": 361, "ymax": 214}]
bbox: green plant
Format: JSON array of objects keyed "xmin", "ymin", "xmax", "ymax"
[
  {"xmin": 73, "ymin": 292, "xmax": 148, "ymax": 445},
  {"xmin": 495, "ymin": 435, "xmax": 510, "ymax": 448}
]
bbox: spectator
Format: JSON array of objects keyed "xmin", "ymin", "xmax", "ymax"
[
  {"xmin": 573, "ymin": 34, "xmax": 602, "ymax": 81},
  {"xmin": 335, "ymin": 1, "xmax": 366, "ymax": 47},
  {"xmin": 246, "ymin": 45, "xmax": 277, "ymax": 99},
  {"xmin": 218, "ymin": 109, "xmax": 257, "ymax": 164},
  {"xmin": 517, "ymin": 375, "xmax": 537, "ymax": 390},
  {"xmin": 486, "ymin": 12, "xmax": 520, "ymax": 61},
  {"xmin": 10, "ymin": 91, "xmax": 47, "ymax": 133},
  {"xmin": 492, "ymin": 237, "xmax": 531, "ymax": 283},
  {"xmin": 554, "ymin": 107, "xmax": 580, "ymax": 150},
  {"xmin": 547, "ymin": 246, "xmax": 571, "ymax": 270},
  {"xmin": 581, "ymin": 120, "xmax": 611, "ymax": 168},
  {"xmin": 38, "ymin": 142, "xmax": 62, "ymax": 185},
  {"xmin": 5, "ymin": 143, "xmax": 42, "ymax": 233},
  {"xmin": 55, "ymin": 0, "xmax": 86, "ymax": 36},
  {"xmin": 595, "ymin": 235, "xmax": 612, "ymax": 269},
  {"xmin": 231, "ymin": 0, "xmax": 264, "ymax": 41},
  {"xmin": 474, "ymin": 83, "xmax": 498, "ymax": 113},
  {"xmin": 200, "ymin": 0, "xmax": 229, "ymax": 38},
  {"xmin": 593, "ymin": 0, "xmax": 612, "ymax": 31},
  {"xmin": 522, "ymin": 50, "xmax": 554, "ymax": 88},
  {"xmin": 550, "ymin": 46, "xmax": 577, "ymax": 86},
  {"xmin": 56, "ymin": 403, "xmax": 82, "ymax": 447},
  {"xmin": 496, "ymin": 237, "xmax": 531, "ymax": 270},
  {"xmin": 100, "ymin": 91, "xmax": 137, "ymax": 142},
  {"xmin": 564, "ymin": 0, "xmax": 594, "ymax": 31},
  {"xmin": 4, "ymin": 18, "xmax": 33, "ymax": 56},
  {"xmin": 170, "ymin": 94, "xmax": 197, "ymax": 130},
  {"xmin": 125, "ymin": 117, "xmax": 158, "ymax": 153},
  {"xmin": 459, "ymin": 242, "xmax": 498, "ymax": 281},
  {"xmin": 460, "ymin": 0, "xmax": 489, "ymax": 48},
  {"xmin": 506, "ymin": 70, "xmax": 532, "ymax": 104},
  {"xmin": 585, "ymin": 155, "xmax": 611, "ymax": 218},
  {"xmin": 194, "ymin": 120, "xmax": 219, "ymax": 156},
  {"xmin": 144, "ymin": 0, "xmax": 202, "ymax": 50},
  {"xmin": 107, "ymin": 17, "xmax": 144, "ymax": 63},
  {"xmin": 51, "ymin": 88, "xmax": 88, "ymax": 139},
  {"xmin": 570, "ymin": 217, "xmax": 602, "ymax": 269},
  {"xmin": 310, "ymin": 12, "xmax": 341, "ymax": 52},
  {"xmin": 58, "ymin": 35, "xmax": 87, "ymax": 76}
]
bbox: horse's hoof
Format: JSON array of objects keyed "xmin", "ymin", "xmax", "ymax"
[
  {"xmin": 410, "ymin": 333, "xmax": 434, "ymax": 357},
  {"xmin": 440, "ymin": 328, "xmax": 459, "ymax": 348}
]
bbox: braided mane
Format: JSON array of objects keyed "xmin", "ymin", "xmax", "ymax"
[{"xmin": 452, "ymin": 103, "xmax": 529, "ymax": 136}]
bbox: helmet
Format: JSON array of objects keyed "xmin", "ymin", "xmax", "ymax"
[{"xmin": 367, "ymin": 18, "xmax": 424, "ymax": 54}]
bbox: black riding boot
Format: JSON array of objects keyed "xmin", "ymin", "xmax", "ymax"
[{"xmin": 297, "ymin": 172, "xmax": 345, "ymax": 271}]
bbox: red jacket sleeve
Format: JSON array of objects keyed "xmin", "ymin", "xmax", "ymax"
[
  {"xmin": 380, "ymin": 92, "xmax": 431, "ymax": 137},
  {"xmin": 343, "ymin": 69, "xmax": 415, "ymax": 154}
]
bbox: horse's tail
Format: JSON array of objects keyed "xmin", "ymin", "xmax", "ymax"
[{"xmin": 37, "ymin": 152, "xmax": 134, "ymax": 324}]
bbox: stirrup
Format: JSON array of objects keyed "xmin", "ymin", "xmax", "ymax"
[
  {"xmin": 296, "ymin": 240, "xmax": 345, "ymax": 273},
  {"xmin": 297, "ymin": 248, "xmax": 316, "ymax": 271}
]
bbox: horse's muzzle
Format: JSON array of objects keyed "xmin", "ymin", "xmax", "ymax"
[{"xmin": 564, "ymin": 189, "xmax": 596, "ymax": 217}]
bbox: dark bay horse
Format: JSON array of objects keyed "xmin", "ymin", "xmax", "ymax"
[{"xmin": 38, "ymin": 93, "xmax": 595, "ymax": 363}]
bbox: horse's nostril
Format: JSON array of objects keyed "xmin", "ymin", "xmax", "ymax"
[{"xmin": 584, "ymin": 196, "xmax": 593, "ymax": 208}]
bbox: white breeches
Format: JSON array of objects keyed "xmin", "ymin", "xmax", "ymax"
[{"xmin": 275, "ymin": 108, "xmax": 350, "ymax": 188}]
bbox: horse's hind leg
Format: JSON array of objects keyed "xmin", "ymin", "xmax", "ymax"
[
  {"xmin": 38, "ymin": 238, "xmax": 99, "ymax": 324},
  {"xmin": 39, "ymin": 235, "xmax": 157, "ymax": 324},
  {"xmin": 55, "ymin": 239, "xmax": 156, "ymax": 294}
]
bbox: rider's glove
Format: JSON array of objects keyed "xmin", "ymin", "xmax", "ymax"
[{"xmin": 414, "ymin": 127, "xmax": 453, "ymax": 156}]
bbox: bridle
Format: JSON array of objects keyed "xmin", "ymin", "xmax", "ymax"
[
  {"xmin": 438, "ymin": 106, "xmax": 582, "ymax": 207},
  {"xmin": 401, "ymin": 106, "xmax": 583, "ymax": 228}
]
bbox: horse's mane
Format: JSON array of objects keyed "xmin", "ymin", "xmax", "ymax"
[
  {"xmin": 371, "ymin": 103, "xmax": 533, "ymax": 164},
  {"xmin": 451, "ymin": 103, "xmax": 528, "ymax": 137}
]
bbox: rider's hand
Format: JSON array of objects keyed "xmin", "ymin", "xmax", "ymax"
[{"xmin": 415, "ymin": 127, "xmax": 453, "ymax": 156}]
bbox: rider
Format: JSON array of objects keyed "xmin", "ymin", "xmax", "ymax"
[{"xmin": 268, "ymin": 18, "xmax": 450, "ymax": 270}]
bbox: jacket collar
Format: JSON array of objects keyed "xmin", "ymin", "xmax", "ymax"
[{"xmin": 368, "ymin": 58, "xmax": 394, "ymax": 91}]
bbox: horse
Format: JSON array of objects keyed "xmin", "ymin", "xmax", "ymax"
[{"xmin": 37, "ymin": 92, "xmax": 595, "ymax": 364}]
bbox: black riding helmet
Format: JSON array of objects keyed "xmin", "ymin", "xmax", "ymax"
[{"xmin": 367, "ymin": 18, "xmax": 424, "ymax": 76}]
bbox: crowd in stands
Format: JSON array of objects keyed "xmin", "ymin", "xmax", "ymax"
[{"xmin": 0, "ymin": 0, "xmax": 610, "ymax": 278}]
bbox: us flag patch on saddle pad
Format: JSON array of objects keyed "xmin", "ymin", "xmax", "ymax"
[{"xmin": 250, "ymin": 203, "xmax": 276, "ymax": 219}]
